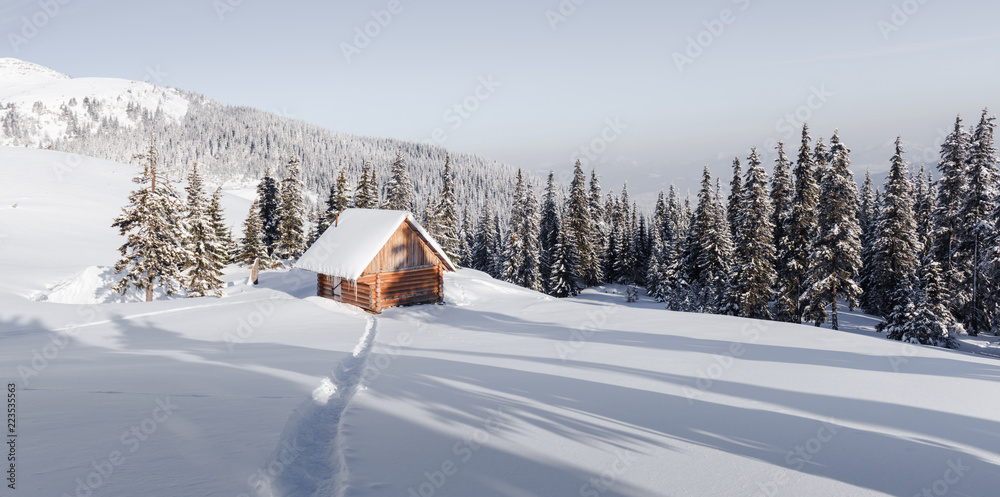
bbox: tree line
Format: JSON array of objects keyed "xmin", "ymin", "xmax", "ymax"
[
  {"xmin": 113, "ymin": 110, "xmax": 999, "ymax": 350},
  {"xmin": 455, "ymin": 111, "xmax": 997, "ymax": 348}
]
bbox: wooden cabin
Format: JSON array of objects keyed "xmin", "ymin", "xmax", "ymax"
[{"xmin": 296, "ymin": 209, "xmax": 456, "ymax": 313}]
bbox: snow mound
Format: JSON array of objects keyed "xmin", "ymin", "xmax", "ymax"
[{"xmin": 35, "ymin": 265, "xmax": 162, "ymax": 304}]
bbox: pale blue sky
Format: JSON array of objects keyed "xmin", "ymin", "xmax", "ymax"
[{"xmin": 3, "ymin": 0, "xmax": 998, "ymax": 198}]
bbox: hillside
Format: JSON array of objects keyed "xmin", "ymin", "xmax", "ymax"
[
  {"xmin": 0, "ymin": 58, "xmax": 523, "ymax": 217},
  {"xmin": 2, "ymin": 148, "xmax": 1000, "ymax": 497}
]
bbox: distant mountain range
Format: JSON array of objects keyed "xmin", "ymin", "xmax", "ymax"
[{"xmin": 0, "ymin": 58, "xmax": 525, "ymax": 217}]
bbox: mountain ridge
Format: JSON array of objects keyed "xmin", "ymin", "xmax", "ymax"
[{"xmin": 0, "ymin": 58, "xmax": 530, "ymax": 217}]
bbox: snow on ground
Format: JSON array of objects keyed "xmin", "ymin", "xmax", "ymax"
[
  {"xmin": 0, "ymin": 58, "xmax": 189, "ymax": 148},
  {"xmin": 2, "ymin": 145, "xmax": 1000, "ymax": 497}
]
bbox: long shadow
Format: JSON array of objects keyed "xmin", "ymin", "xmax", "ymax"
[
  {"xmin": 356, "ymin": 350, "xmax": 1000, "ymax": 496},
  {"xmin": 403, "ymin": 346, "xmax": 1000, "ymax": 461},
  {"xmin": 418, "ymin": 306, "xmax": 1000, "ymax": 381}
]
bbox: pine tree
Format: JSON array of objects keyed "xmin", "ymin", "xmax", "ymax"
[
  {"xmin": 770, "ymin": 142, "xmax": 796, "ymax": 322},
  {"xmin": 933, "ymin": 115, "xmax": 970, "ymax": 297},
  {"xmin": 539, "ymin": 172, "xmax": 560, "ymax": 293},
  {"xmin": 182, "ymin": 164, "xmax": 225, "ymax": 298},
  {"xmin": 548, "ymin": 209, "xmax": 581, "ymax": 297},
  {"xmin": 858, "ymin": 170, "xmax": 879, "ymax": 314},
  {"xmin": 275, "ymin": 156, "xmax": 306, "ymax": 260},
  {"xmin": 354, "ymin": 161, "xmax": 379, "ymax": 209},
  {"xmin": 770, "ymin": 142, "xmax": 794, "ymax": 256},
  {"xmin": 635, "ymin": 212, "xmax": 651, "ymax": 286},
  {"xmin": 884, "ymin": 258, "xmax": 956, "ymax": 347},
  {"xmin": 681, "ymin": 167, "xmax": 734, "ymax": 313},
  {"xmin": 960, "ymin": 109, "xmax": 999, "ymax": 335},
  {"xmin": 490, "ymin": 216, "xmax": 505, "ymax": 278},
  {"xmin": 430, "ymin": 154, "xmax": 460, "ymax": 259},
  {"xmin": 780, "ymin": 124, "xmax": 820, "ymax": 323},
  {"xmin": 473, "ymin": 203, "xmax": 499, "ymax": 275},
  {"xmin": 112, "ymin": 135, "xmax": 186, "ymax": 301},
  {"xmin": 732, "ymin": 147, "xmax": 776, "ymax": 319},
  {"xmin": 801, "ymin": 131, "xmax": 863, "ymax": 330},
  {"xmin": 256, "ymin": 168, "xmax": 280, "ymax": 255},
  {"xmin": 812, "ymin": 137, "xmax": 829, "ymax": 186},
  {"xmin": 208, "ymin": 186, "xmax": 237, "ymax": 265},
  {"xmin": 727, "ymin": 156, "xmax": 743, "ymax": 239},
  {"xmin": 457, "ymin": 207, "xmax": 473, "ymax": 267},
  {"xmin": 502, "ymin": 170, "xmax": 542, "ymax": 291},
  {"xmin": 383, "ymin": 152, "xmax": 414, "ymax": 212},
  {"xmin": 567, "ymin": 160, "xmax": 600, "ymax": 286},
  {"xmin": 914, "ymin": 168, "xmax": 936, "ymax": 260},
  {"xmin": 321, "ymin": 168, "xmax": 352, "ymax": 233},
  {"xmin": 239, "ymin": 199, "xmax": 274, "ymax": 268},
  {"xmin": 871, "ymin": 137, "xmax": 921, "ymax": 329},
  {"xmin": 589, "ymin": 170, "xmax": 606, "ymax": 281}
]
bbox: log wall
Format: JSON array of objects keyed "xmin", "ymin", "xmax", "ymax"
[{"xmin": 315, "ymin": 219, "xmax": 448, "ymax": 313}]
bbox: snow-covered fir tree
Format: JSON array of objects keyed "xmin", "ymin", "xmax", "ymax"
[
  {"xmin": 800, "ymin": 131, "xmax": 863, "ymax": 330},
  {"xmin": 812, "ymin": 136, "xmax": 829, "ymax": 186},
  {"xmin": 256, "ymin": 168, "xmax": 280, "ymax": 256},
  {"xmin": 858, "ymin": 170, "xmax": 880, "ymax": 314},
  {"xmin": 539, "ymin": 172, "xmax": 560, "ymax": 293},
  {"xmin": 674, "ymin": 167, "xmax": 733, "ymax": 313},
  {"xmin": 884, "ymin": 257, "xmax": 957, "ymax": 347},
  {"xmin": 635, "ymin": 211, "xmax": 651, "ymax": 286},
  {"xmin": 501, "ymin": 170, "xmax": 542, "ymax": 291},
  {"xmin": 239, "ymin": 199, "xmax": 276, "ymax": 268},
  {"xmin": 770, "ymin": 142, "xmax": 796, "ymax": 322},
  {"xmin": 275, "ymin": 156, "xmax": 306, "ymax": 260},
  {"xmin": 354, "ymin": 161, "xmax": 379, "ymax": 209},
  {"xmin": 959, "ymin": 109, "xmax": 998, "ymax": 335},
  {"xmin": 548, "ymin": 208, "xmax": 581, "ymax": 298},
  {"xmin": 732, "ymin": 147, "xmax": 776, "ymax": 319},
  {"xmin": 727, "ymin": 156, "xmax": 743, "ymax": 239},
  {"xmin": 111, "ymin": 135, "xmax": 186, "ymax": 301},
  {"xmin": 913, "ymin": 167, "xmax": 936, "ymax": 260},
  {"xmin": 182, "ymin": 164, "xmax": 225, "ymax": 298},
  {"xmin": 588, "ymin": 169, "xmax": 606, "ymax": 281},
  {"xmin": 456, "ymin": 207, "xmax": 473, "ymax": 267},
  {"xmin": 647, "ymin": 195, "xmax": 668, "ymax": 300},
  {"xmin": 770, "ymin": 142, "xmax": 794, "ymax": 259},
  {"xmin": 383, "ymin": 152, "xmax": 414, "ymax": 212},
  {"xmin": 430, "ymin": 154, "xmax": 460, "ymax": 259},
  {"xmin": 321, "ymin": 168, "xmax": 352, "ymax": 233},
  {"xmin": 490, "ymin": 215, "xmax": 506, "ymax": 278},
  {"xmin": 778, "ymin": 124, "xmax": 820, "ymax": 323},
  {"xmin": 933, "ymin": 115, "xmax": 971, "ymax": 296},
  {"xmin": 567, "ymin": 160, "xmax": 601, "ymax": 286},
  {"xmin": 871, "ymin": 137, "xmax": 921, "ymax": 331},
  {"xmin": 208, "ymin": 186, "xmax": 236, "ymax": 265},
  {"xmin": 472, "ymin": 203, "xmax": 500, "ymax": 277}
]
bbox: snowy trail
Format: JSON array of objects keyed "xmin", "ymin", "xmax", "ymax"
[{"xmin": 259, "ymin": 315, "xmax": 379, "ymax": 497}]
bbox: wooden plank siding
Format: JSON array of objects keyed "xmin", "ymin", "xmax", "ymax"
[
  {"xmin": 361, "ymin": 220, "xmax": 442, "ymax": 276},
  {"xmin": 314, "ymin": 221, "xmax": 447, "ymax": 313}
]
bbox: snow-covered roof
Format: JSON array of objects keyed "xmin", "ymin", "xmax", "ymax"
[{"xmin": 296, "ymin": 208, "xmax": 456, "ymax": 280}]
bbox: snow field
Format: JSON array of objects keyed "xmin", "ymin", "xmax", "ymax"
[{"xmin": 1, "ymin": 146, "xmax": 1000, "ymax": 496}]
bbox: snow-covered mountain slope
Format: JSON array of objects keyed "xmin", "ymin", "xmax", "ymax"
[
  {"xmin": 0, "ymin": 58, "xmax": 188, "ymax": 148},
  {"xmin": 0, "ymin": 58, "xmax": 524, "ymax": 216},
  {"xmin": 2, "ymin": 145, "xmax": 1000, "ymax": 497}
]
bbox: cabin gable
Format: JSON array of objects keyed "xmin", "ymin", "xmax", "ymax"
[{"xmin": 361, "ymin": 220, "xmax": 442, "ymax": 277}]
